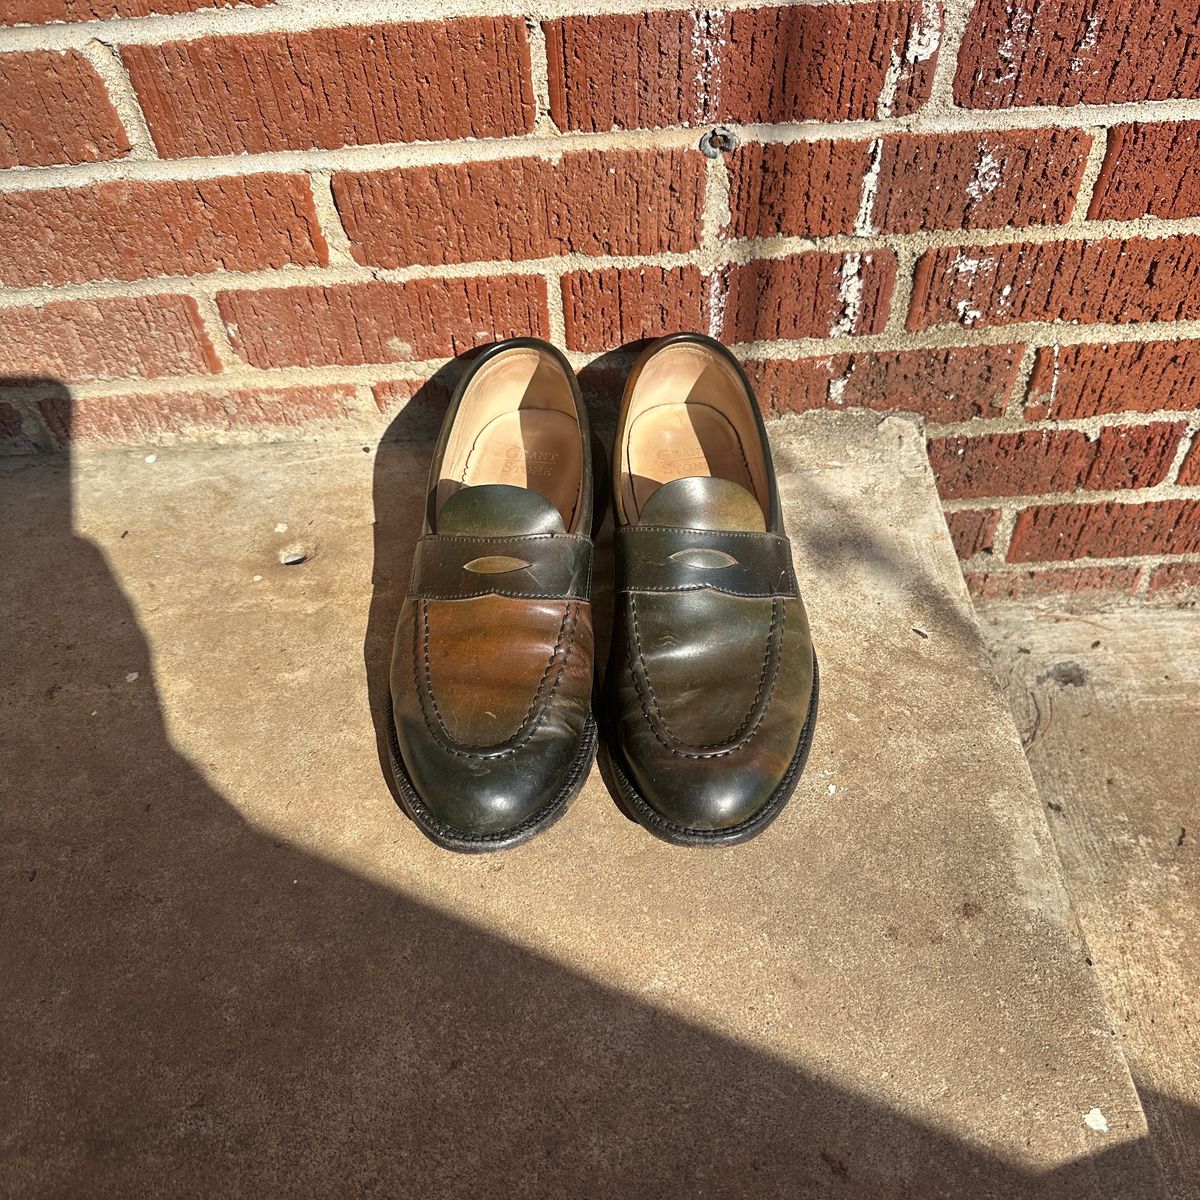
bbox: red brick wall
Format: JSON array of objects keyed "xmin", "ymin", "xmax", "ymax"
[{"xmin": 1, "ymin": 0, "xmax": 1198, "ymax": 601}]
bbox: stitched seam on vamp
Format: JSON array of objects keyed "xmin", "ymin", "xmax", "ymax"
[
  {"xmin": 419, "ymin": 534, "xmax": 592, "ymax": 545},
  {"xmin": 620, "ymin": 585, "xmax": 792, "ymax": 597},
  {"xmin": 620, "ymin": 529, "xmax": 789, "ymax": 542},
  {"xmin": 414, "ymin": 600, "xmax": 579, "ymax": 759},
  {"xmin": 627, "ymin": 596, "xmax": 784, "ymax": 758},
  {"xmin": 413, "ymin": 589, "xmax": 588, "ymax": 600},
  {"xmin": 416, "ymin": 600, "xmax": 576, "ymax": 757}
]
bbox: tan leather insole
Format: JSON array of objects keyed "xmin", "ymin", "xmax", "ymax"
[
  {"xmin": 626, "ymin": 402, "xmax": 754, "ymax": 516},
  {"xmin": 618, "ymin": 342, "xmax": 769, "ymax": 524},
  {"xmin": 457, "ymin": 409, "xmax": 581, "ymax": 525},
  {"xmin": 436, "ymin": 348, "xmax": 582, "ymax": 529}
]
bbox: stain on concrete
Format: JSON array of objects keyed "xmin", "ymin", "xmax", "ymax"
[{"xmin": 1037, "ymin": 660, "xmax": 1089, "ymax": 687}]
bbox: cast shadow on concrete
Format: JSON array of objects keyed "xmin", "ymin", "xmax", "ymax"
[
  {"xmin": 2, "ymin": 377, "xmax": 1171, "ymax": 1196},
  {"xmin": 1132, "ymin": 1084, "xmax": 1200, "ymax": 1200}
]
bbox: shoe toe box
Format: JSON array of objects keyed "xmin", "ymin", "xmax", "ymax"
[
  {"xmin": 619, "ymin": 741, "xmax": 796, "ymax": 834},
  {"xmin": 397, "ymin": 711, "xmax": 591, "ymax": 839}
]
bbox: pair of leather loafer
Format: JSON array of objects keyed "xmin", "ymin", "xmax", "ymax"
[{"xmin": 386, "ymin": 334, "xmax": 819, "ymax": 852}]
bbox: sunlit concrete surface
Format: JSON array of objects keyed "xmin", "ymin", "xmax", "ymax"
[
  {"xmin": 984, "ymin": 607, "xmax": 1200, "ymax": 1200},
  {"xmin": 1, "ymin": 396, "xmax": 1165, "ymax": 1197}
]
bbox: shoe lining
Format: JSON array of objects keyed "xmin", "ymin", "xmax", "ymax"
[
  {"xmin": 437, "ymin": 348, "xmax": 582, "ymax": 532},
  {"xmin": 619, "ymin": 343, "xmax": 769, "ymax": 524}
]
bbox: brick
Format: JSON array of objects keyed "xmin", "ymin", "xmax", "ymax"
[
  {"xmin": 1088, "ymin": 422, "xmax": 1187, "ymax": 490},
  {"xmin": 122, "ymin": 19, "xmax": 534, "ymax": 158},
  {"xmin": 0, "ymin": 176, "xmax": 327, "ymax": 288},
  {"xmin": 721, "ymin": 253, "xmax": 895, "ymax": 342},
  {"xmin": 1090, "ymin": 122, "xmax": 1200, "ymax": 220},
  {"xmin": 575, "ymin": 363, "xmax": 630, "ymax": 415},
  {"xmin": 747, "ymin": 345, "xmax": 1021, "ymax": 421},
  {"xmin": 3, "ymin": 0, "xmax": 269, "ymax": 25},
  {"xmin": 544, "ymin": 11, "xmax": 691, "ymax": 132},
  {"xmin": 373, "ymin": 379, "xmax": 423, "ymax": 416},
  {"xmin": 1025, "ymin": 340, "xmax": 1200, "ymax": 420},
  {"xmin": 929, "ymin": 423, "xmax": 1185, "ymax": 499},
  {"xmin": 0, "ymin": 400, "xmax": 35, "ymax": 453},
  {"xmin": 966, "ymin": 566, "xmax": 1143, "ymax": 600},
  {"xmin": 727, "ymin": 130, "xmax": 1087, "ymax": 240},
  {"xmin": 39, "ymin": 384, "xmax": 362, "ymax": 446},
  {"xmin": 725, "ymin": 141, "xmax": 869, "ymax": 240},
  {"xmin": 930, "ymin": 430, "xmax": 1092, "ymax": 499},
  {"xmin": 1178, "ymin": 436, "xmax": 1200, "ymax": 486},
  {"xmin": 946, "ymin": 509, "xmax": 1001, "ymax": 559},
  {"xmin": 1007, "ymin": 500, "xmax": 1200, "ymax": 562},
  {"xmin": 841, "ymin": 345, "xmax": 1021, "ymax": 420},
  {"xmin": 217, "ymin": 276, "xmax": 549, "ymax": 369},
  {"xmin": 333, "ymin": 149, "xmax": 705, "ymax": 269},
  {"xmin": 544, "ymin": 3, "xmax": 940, "ymax": 132},
  {"xmin": 561, "ymin": 253, "xmax": 894, "ymax": 352},
  {"xmin": 1146, "ymin": 562, "xmax": 1200, "ymax": 599},
  {"xmin": 0, "ymin": 51, "xmax": 129, "ymax": 168},
  {"xmin": 955, "ymin": 0, "xmax": 1200, "ymax": 109},
  {"xmin": 0, "ymin": 400, "xmax": 22, "ymax": 440},
  {"xmin": 561, "ymin": 266, "xmax": 706, "ymax": 353},
  {"xmin": 544, "ymin": 11, "xmax": 696, "ymax": 132},
  {"xmin": 744, "ymin": 358, "xmax": 841, "ymax": 414},
  {"xmin": 872, "ymin": 129, "xmax": 1089, "ymax": 232},
  {"xmin": 372, "ymin": 379, "xmax": 455, "ymax": 441},
  {"xmin": 722, "ymin": 1, "xmax": 941, "ymax": 122},
  {"xmin": 908, "ymin": 236, "xmax": 1200, "ymax": 331},
  {"xmin": 0, "ymin": 295, "xmax": 219, "ymax": 383}
]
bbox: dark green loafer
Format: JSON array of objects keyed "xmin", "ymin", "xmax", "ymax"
[
  {"xmin": 602, "ymin": 332, "xmax": 818, "ymax": 846},
  {"xmin": 387, "ymin": 339, "xmax": 597, "ymax": 852}
]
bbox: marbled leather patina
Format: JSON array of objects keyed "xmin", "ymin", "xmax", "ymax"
[
  {"xmin": 387, "ymin": 339, "xmax": 596, "ymax": 851},
  {"xmin": 603, "ymin": 333, "xmax": 819, "ymax": 845}
]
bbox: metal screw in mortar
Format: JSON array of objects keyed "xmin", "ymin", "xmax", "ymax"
[{"xmin": 699, "ymin": 127, "xmax": 740, "ymax": 158}]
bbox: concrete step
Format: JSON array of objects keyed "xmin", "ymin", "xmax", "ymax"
[
  {"xmin": 983, "ymin": 606, "xmax": 1200, "ymax": 1200},
  {"xmin": 1, "ymin": 410, "xmax": 1164, "ymax": 1198}
]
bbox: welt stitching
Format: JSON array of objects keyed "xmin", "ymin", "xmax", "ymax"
[
  {"xmin": 413, "ymin": 599, "xmax": 578, "ymax": 759},
  {"xmin": 627, "ymin": 596, "xmax": 785, "ymax": 759}
]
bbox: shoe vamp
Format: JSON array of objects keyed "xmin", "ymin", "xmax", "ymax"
[
  {"xmin": 630, "ymin": 590, "xmax": 780, "ymax": 749},
  {"xmin": 422, "ymin": 595, "xmax": 580, "ymax": 747}
]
